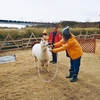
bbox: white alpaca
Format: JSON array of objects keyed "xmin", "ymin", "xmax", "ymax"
[{"xmin": 32, "ymin": 38, "xmax": 51, "ymax": 72}]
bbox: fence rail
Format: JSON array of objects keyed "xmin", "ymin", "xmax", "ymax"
[
  {"xmin": 0, "ymin": 33, "xmax": 41, "ymax": 52},
  {"xmin": 0, "ymin": 33, "xmax": 100, "ymax": 55}
]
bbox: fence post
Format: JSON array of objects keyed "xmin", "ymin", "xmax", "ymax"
[
  {"xmin": 25, "ymin": 33, "xmax": 38, "ymax": 49},
  {"xmin": 0, "ymin": 33, "xmax": 19, "ymax": 51}
]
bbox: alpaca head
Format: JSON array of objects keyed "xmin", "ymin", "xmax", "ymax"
[{"xmin": 40, "ymin": 38, "xmax": 48, "ymax": 49}]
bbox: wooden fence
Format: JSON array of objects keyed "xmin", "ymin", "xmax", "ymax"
[
  {"xmin": 22, "ymin": 33, "xmax": 41, "ymax": 49},
  {"xmin": 75, "ymin": 31, "xmax": 100, "ymax": 53},
  {"xmin": 0, "ymin": 33, "xmax": 22, "ymax": 51},
  {"xmin": 0, "ymin": 33, "xmax": 100, "ymax": 54},
  {"xmin": 75, "ymin": 31, "xmax": 100, "ymax": 39},
  {"xmin": 0, "ymin": 33, "xmax": 41, "ymax": 52}
]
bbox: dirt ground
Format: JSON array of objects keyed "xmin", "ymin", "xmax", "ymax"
[{"xmin": 0, "ymin": 49, "xmax": 100, "ymax": 100}]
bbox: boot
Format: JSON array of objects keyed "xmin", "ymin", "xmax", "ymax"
[
  {"xmin": 50, "ymin": 60, "xmax": 54, "ymax": 63},
  {"xmin": 70, "ymin": 74, "xmax": 78, "ymax": 82},
  {"xmin": 66, "ymin": 70, "xmax": 73, "ymax": 78}
]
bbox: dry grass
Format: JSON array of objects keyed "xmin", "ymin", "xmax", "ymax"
[{"xmin": 0, "ymin": 49, "xmax": 100, "ymax": 100}]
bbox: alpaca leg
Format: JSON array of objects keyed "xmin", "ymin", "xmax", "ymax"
[
  {"xmin": 47, "ymin": 62, "xmax": 50, "ymax": 72},
  {"xmin": 45, "ymin": 60, "xmax": 50, "ymax": 72},
  {"xmin": 38, "ymin": 61, "xmax": 43, "ymax": 71},
  {"xmin": 46, "ymin": 64, "xmax": 50, "ymax": 72},
  {"xmin": 34, "ymin": 57, "xmax": 37, "ymax": 68},
  {"xmin": 35, "ymin": 57, "xmax": 38, "ymax": 68},
  {"xmin": 32, "ymin": 56, "xmax": 36, "ymax": 68},
  {"xmin": 40, "ymin": 61, "xmax": 44, "ymax": 71},
  {"xmin": 41, "ymin": 65, "xmax": 44, "ymax": 72}
]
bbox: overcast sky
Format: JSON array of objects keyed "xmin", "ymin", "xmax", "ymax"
[{"xmin": 0, "ymin": 0, "xmax": 100, "ymax": 23}]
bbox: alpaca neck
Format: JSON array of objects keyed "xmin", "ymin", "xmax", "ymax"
[{"xmin": 41, "ymin": 46, "xmax": 47, "ymax": 51}]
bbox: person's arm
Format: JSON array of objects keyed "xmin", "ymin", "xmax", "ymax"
[
  {"xmin": 52, "ymin": 41, "xmax": 74, "ymax": 53},
  {"xmin": 53, "ymin": 39, "xmax": 64, "ymax": 48},
  {"xmin": 52, "ymin": 43, "xmax": 68, "ymax": 52}
]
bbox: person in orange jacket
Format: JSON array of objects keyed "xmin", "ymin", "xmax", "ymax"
[
  {"xmin": 48, "ymin": 26, "xmax": 62, "ymax": 64},
  {"xmin": 50, "ymin": 26, "xmax": 83, "ymax": 82}
]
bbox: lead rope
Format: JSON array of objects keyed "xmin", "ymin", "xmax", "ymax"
[{"xmin": 38, "ymin": 46, "xmax": 58, "ymax": 82}]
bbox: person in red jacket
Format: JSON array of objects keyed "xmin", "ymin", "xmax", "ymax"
[{"xmin": 48, "ymin": 26, "xmax": 62, "ymax": 64}]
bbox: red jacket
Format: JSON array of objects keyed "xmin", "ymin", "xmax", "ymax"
[{"xmin": 48, "ymin": 32, "xmax": 62, "ymax": 44}]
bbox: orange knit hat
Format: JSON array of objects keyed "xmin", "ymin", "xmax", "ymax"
[{"xmin": 42, "ymin": 29, "xmax": 47, "ymax": 34}]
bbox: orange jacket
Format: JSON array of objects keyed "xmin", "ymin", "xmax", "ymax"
[
  {"xmin": 48, "ymin": 32, "xmax": 62, "ymax": 44},
  {"xmin": 52, "ymin": 34, "xmax": 83, "ymax": 60}
]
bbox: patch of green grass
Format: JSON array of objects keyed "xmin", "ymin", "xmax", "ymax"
[{"xmin": 0, "ymin": 27, "xmax": 100, "ymax": 40}]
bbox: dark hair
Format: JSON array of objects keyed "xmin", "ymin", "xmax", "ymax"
[
  {"xmin": 53, "ymin": 24, "xmax": 58, "ymax": 28},
  {"xmin": 63, "ymin": 33, "xmax": 72, "ymax": 41}
]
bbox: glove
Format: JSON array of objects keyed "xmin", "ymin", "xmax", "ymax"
[
  {"xmin": 48, "ymin": 45, "xmax": 53, "ymax": 48},
  {"xmin": 47, "ymin": 42, "xmax": 53, "ymax": 47},
  {"xmin": 48, "ymin": 42, "xmax": 51, "ymax": 45}
]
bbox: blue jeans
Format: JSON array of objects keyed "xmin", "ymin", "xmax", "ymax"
[
  {"xmin": 52, "ymin": 52, "xmax": 57, "ymax": 62},
  {"xmin": 70, "ymin": 57, "xmax": 81, "ymax": 74}
]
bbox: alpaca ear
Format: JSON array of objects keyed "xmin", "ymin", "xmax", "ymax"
[{"xmin": 41, "ymin": 37, "xmax": 44, "ymax": 41}]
